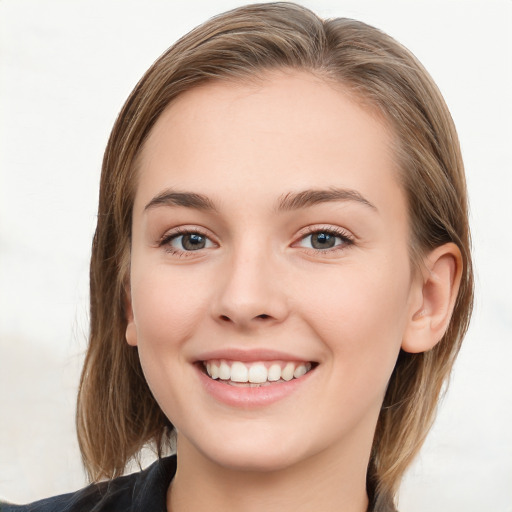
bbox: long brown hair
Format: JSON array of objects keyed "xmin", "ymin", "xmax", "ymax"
[{"xmin": 76, "ymin": 3, "xmax": 473, "ymax": 509}]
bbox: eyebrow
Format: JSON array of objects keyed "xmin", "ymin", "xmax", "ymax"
[
  {"xmin": 276, "ymin": 188, "xmax": 377, "ymax": 212},
  {"xmin": 144, "ymin": 190, "xmax": 217, "ymax": 212},
  {"xmin": 144, "ymin": 187, "xmax": 377, "ymax": 213}
]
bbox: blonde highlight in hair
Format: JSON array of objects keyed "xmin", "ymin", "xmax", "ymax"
[{"xmin": 77, "ymin": 3, "xmax": 473, "ymax": 509}]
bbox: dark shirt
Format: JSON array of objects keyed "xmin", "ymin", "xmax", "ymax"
[
  {"xmin": 0, "ymin": 455, "xmax": 176, "ymax": 512},
  {"xmin": 1, "ymin": 455, "xmax": 397, "ymax": 512}
]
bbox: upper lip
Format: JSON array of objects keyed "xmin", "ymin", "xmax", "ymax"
[{"xmin": 195, "ymin": 348, "xmax": 314, "ymax": 363}]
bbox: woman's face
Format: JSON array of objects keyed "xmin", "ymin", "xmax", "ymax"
[{"xmin": 126, "ymin": 71, "xmax": 422, "ymax": 472}]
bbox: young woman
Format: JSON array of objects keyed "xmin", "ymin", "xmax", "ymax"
[{"xmin": 1, "ymin": 3, "xmax": 473, "ymax": 511}]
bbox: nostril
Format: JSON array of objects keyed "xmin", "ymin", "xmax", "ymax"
[{"xmin": 217, "ymin": 313, "xmax": 273, "ymax": 324}]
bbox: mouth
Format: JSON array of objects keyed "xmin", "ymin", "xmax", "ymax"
[{"xmin": 200, "ymin": 359, "xmax": 317, "ymax": 387}]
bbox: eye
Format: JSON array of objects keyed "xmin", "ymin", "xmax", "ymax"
[
  {"xmin": 161, "ymin": 230, "xmax": 216, "ymax": 253},
  {"xmin": 296, "ymin": 228, "xmax": 353, "ymax": 251}
]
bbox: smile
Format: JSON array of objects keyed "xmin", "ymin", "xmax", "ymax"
[{"xmin": 203, "ymin": 360, "xmax": 314, "ymax": 386}]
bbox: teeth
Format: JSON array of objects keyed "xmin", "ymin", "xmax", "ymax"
[
  {"xmin": 281, "ymin": 362, "xmax": 295, "ymax": 381},
  {"xmin": 210, "ymin": 363, "xmax": 219, "ymax": 380},
  {"xmin": 204, "ymin": 359, "xmax": 313, "ymax": 384},
  {"xmin": 293, "ymin": 364, "xmax": 307, "ymax": 378},
  {"xmin": 219, "ymin": 360, "xmax": 231, "ymax": 380},
  {"xmin": 230, "ymin": 361, "xmax": 249, "ymax": 382},
  {"xmin": 268, "ymin": 363, "xmax": 282, "ymax": 382},
  {"xmin": 248, "ymin": 363, "xmax": 268, "ymax": 383}
]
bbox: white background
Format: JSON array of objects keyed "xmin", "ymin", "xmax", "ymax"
[{"xmin": 1, "ymin": 1, "xmax": 511, "ymax": 510}]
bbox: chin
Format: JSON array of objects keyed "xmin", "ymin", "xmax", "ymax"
[
  {"xmin": 207, "ymin": 445, "xmax": 305, "ymax": 473},
  {"xmin": 182, "ymin": 426, "xmax": 310, "ymax": 474}
]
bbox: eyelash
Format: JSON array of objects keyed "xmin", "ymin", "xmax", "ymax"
[
  {"xmin": 159, "ymin": 227, "xmax": 215, "ymax": 257},
  {"xmin": 158, "ymin": 225, "xmax": 354, "ymax": 257},
  {"xmin": 294, "ymin": 226, "xmax": 354, "ymax": 254}
]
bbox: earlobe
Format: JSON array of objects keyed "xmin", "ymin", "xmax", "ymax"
[
  {"xmin": 125, "ymin": 286, "xmax": 138, "ymax": 347},
  {"xmin": 402, "ymin": 243, "xmax": 463, "ymax": 354}
]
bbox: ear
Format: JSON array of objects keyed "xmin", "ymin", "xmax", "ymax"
[
  {"xmin": 402, "ymin": 243, "xmax": 463, "ymax": 353},
  {"xmin": 125, "ymin": 284, "xmax": 138, "ymax": 347}
]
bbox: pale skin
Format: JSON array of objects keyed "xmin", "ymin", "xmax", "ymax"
[{"xmin": 125, "ymin": 70, "xmax": 462, "ymax": 512}]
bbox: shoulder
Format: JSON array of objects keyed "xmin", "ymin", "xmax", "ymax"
[{"xmin": 0, "ymin": 455, "xmax": 177, "ymax": 512}]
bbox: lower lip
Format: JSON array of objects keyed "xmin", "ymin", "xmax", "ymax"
[{"xmin": 197, "ymin": 365, "xmax": 315, "ymax": 408}]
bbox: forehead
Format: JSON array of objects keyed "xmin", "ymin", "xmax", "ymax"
[{"xmin": 135, "ymin": 70, "xmax": 402, "ymax": 217}]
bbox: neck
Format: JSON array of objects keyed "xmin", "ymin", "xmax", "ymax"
[{"xmin": 167, "ymin": 435, "xmax": 370, "ymax": 512}]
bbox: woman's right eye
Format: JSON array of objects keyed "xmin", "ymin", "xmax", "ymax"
[{"xmin": 161, "ymin": 231, "xmax": 216, "ymax": 254}]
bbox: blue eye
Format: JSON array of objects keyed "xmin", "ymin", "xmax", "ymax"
[{"xmin": 168, "ymin": 232, "xmax": 214, "ymax": 251}]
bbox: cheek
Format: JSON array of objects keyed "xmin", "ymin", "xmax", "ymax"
[
  {"xmin": 296, "ymin": 257, "xmax": 412, "ymax": 372},
  {"xmin": 130, "ymin": 265, "xmax": 211, "ymax": 352},
  {"xmin": 128, "ymin": 266, "xmax": 213, "ymax": 417}
]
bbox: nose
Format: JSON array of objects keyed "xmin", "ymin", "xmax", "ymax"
[{"xmin": 211, "ymin": 245, "xmax": 289, "ymax": 329}]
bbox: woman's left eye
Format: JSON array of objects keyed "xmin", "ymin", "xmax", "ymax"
[
  {"xmin": 164, "ymin": 232, "xmax": 215, "ymax": 252},
  {"xmin": 297, "ymin": 229, "xmax": 353, "ymax": 251}
]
